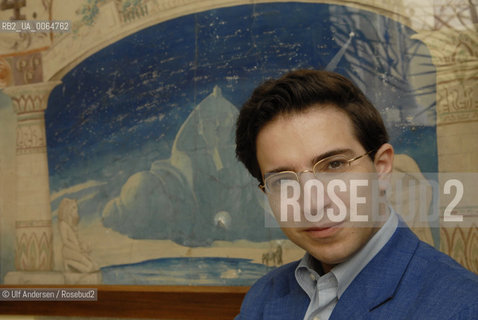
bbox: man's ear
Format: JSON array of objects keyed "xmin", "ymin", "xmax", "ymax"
[{"xmin": 374, "ymin": 143, "xmax": 394, "ymax": 192}]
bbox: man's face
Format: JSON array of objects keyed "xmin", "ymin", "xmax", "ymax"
[{"xmin": 256, "ymin": 106, "xmax": 392, "ymax": 272}]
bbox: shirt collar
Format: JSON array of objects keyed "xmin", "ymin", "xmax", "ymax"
[
  {"xmin": 333, "ymin": 209, "xmax": 398, "ymax": 297},
  {"xmin": 295, "ymin": 209, "xmax": 399, "ymax": 299},
  {"xmin": 295, "ymin": 252, "xmax": 324, "ymax": 299}
]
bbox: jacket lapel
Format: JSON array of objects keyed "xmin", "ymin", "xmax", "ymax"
[
  {"xmin": 330, "ymin": 224, "xmax": 420, "ymax": 320},
  {"xmin": 263, "ymin": 266, "xmax": 310, "ymax": 320},
  {"xmin": 263, "ymin": 291, "xmax": 309, "ymax": 320}
]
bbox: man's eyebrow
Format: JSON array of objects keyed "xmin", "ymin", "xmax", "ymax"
[
  {"xmin": 310, "ymin": 148, "xmax": 353, "ymax": 165},
  {"xmin": 265, "ymin": 166, "xmax": 294, "ymax": 175},
  {"xmin": 264, "ymin": 148, "xmax": 354, "ymax": 175}
]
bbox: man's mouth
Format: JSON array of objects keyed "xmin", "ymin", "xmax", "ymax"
[{"xmin": 304, "ymin": 221, "xmax": 345, "ymax": 238}]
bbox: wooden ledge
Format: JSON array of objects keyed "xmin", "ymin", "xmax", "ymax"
[{"xmin": 0, "ymin": 285, "xmax": 249, "ymax": 319}]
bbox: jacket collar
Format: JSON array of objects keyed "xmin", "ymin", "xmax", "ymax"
[
  {"xmin": 330, "ymin": 223, "xmax": 419, "ymax": 319},
  {"xmin": 263, "ymin": 292, "xmax": 309, "ymax": 320},
  {"xmin": 263, "ymin": 262, "xmax": 310, "ymax": 320},
  {"xmin": 261, "ymin": 222, "xmax": 419, "ymax": 320}
]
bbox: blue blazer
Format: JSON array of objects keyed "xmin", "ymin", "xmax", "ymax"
[{"xmin": 236, "ymin": 225, "xmax": 478, "ymax": 319}]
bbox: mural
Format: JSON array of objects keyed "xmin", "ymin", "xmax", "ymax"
[
  {"xmin": 6, "ymin": 0, "xmax": 478, "ymax": 286},
  {"xmin": 36, "ymin": 2, "xmax": 437, "ymax": 285}
]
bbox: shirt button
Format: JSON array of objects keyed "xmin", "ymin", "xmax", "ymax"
[
  {"xmin": 313, "ymin": 317, "xmax": 320, "ymax": 320},
  {"xmin": 309, "ymin": 273, "xmax": 316, "ymax": 281}
]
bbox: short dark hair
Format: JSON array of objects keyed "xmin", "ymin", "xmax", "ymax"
[{"xmin": 235, "ymin": 69, "xmax": 389, "ymax": 184}]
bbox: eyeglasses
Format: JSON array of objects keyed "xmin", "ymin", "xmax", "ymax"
[{"xmin": 259, "ymin": 150, "xmax": 374, "ymax": 194}]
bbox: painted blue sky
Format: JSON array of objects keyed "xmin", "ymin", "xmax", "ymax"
[{"xmin": 44, "ymin": 2, "xmax": 437, "ymax": 244}]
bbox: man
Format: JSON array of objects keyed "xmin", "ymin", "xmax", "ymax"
[{"xmin": 234, "ymin": 69, "xmax": 478, "ymax": 319}]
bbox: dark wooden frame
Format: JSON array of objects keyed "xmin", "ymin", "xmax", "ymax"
[{"xmin": 0, "ymin": 285, "xmax": 249, "ymax": 319}]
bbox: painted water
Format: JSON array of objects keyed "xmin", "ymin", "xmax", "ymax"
[{"xmin": 101, "ymin": 257, "xmax": 275, "ymax": 286}]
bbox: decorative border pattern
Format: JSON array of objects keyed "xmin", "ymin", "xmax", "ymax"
[
  {"xmin": 2, "ymin": 81, "xmax": 62, "ymax": 115},
  {"xmin": 414, "ymin": 28, "xmax": 478, "ymax": 125},
  {"xmin": 15, "ymin": 228, "xmax": 53, "ymax": 271},
  {"xmin": 16, "ymin": 220, "xmax": 52, "ymax": 228},
  {"xmin": 441, "ymin": 224, "xmax": 478, "ymax": 274}
]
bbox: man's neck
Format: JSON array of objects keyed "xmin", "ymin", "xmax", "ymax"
[{"xmin": 319, "ymin": 207, "xmax": 391, "ymax": 274}]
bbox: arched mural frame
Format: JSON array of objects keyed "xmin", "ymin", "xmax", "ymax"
[
  {"xmin": 46, "ymin": 0, "xmax": 418, "ymax": 81},
  {"xmin": 41, "ymin": 0, "xmax": 440, "ymax": 278},
  {"xmin": 42, "ymin": 0, "xmax": 477, "ymax": 276}
]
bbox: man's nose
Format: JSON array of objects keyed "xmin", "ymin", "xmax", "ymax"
[{"xmin": 298, "ymin": 172, "xmax": 331, "ymax": 217}]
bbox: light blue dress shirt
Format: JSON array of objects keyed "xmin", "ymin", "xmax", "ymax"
[{"xmin": 295, "ymin": 210, "xmax": 399, "ymax": 320}]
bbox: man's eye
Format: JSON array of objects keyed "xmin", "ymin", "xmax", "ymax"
[
  {"xmin": 275, "ymin": 176, "xmax": 292, "ymax": 186},
  {"xmin": 265, "ymin": 176, "xmax": 282, "ymax": 189},
  {"xmin": 268, "ymin": 174, "xmax": 295, "ymax": 189},
  {"xmin": 327, "ymin": 159, "xmax": 347, "ymax": 170},
  {"xmin": 269, "ymin": 178, "xmax": 282, "ymax": 187}
]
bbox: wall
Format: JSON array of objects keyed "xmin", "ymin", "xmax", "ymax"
[{"xmin": 0, "ymin": 0, "xmax": 476, "ymax": 289}]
